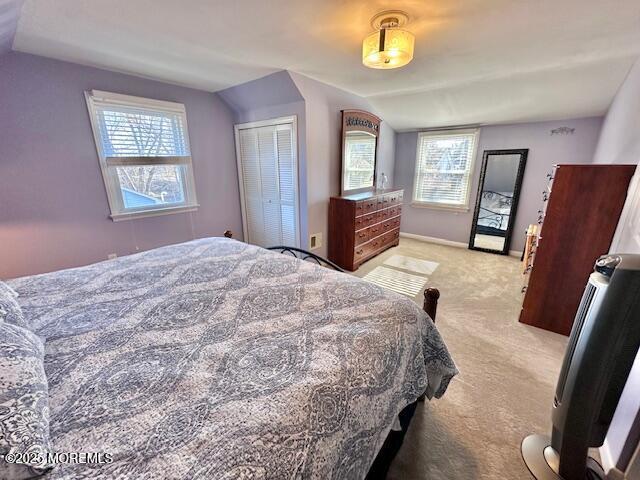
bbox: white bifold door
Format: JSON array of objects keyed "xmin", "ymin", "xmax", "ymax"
[{"xmin": 234, "ymin": 116, "xmax": 299, "ymax": 248}]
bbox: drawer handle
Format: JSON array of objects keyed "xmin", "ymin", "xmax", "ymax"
[
  {"xmin": 373, "ymin": 242, "xmax": 379, "ymax": 247},
  {"xmin": 356, "ymin": 249, "xmax": 363, "ymax": 255},
  {"xmin": 358, "ymin": 233, "xmax": 366, "ymax": 238}
]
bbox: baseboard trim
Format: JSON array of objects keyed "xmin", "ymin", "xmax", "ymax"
[
  {"xmin": 399, "ymin": 232, "xmax": 467, "ymax": 249},
  {"xmin": 601, "ymin": 439, "xmax": 616, "ymax": 477},
  {"xmin": 399, "ymin": 231, "xmax": 522, "ymax": 258}
]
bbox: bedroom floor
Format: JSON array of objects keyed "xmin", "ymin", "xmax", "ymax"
[{"xmin": 352, "ymin": 237, "xmax": 569, "ymax": 480}]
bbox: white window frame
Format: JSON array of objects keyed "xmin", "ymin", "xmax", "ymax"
[
  {"xmin": 85, "ymin": 90, "xmax": 199, "ymax": 221},
  {"xmin": 412, "ymin": 128, "xmax": 480, "ymax": 211},
  {"xmin": 233, "ymin": 115, "xmax": 301, "ymax": 248}
]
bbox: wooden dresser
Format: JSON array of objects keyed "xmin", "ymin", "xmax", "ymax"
[
  {"xmin": 328, "ymin": 189, "xmax": 403, "ymax": 271},
  {"xmin": 519, "ymin": 164, "xmax": 635, "ymax": 335}
]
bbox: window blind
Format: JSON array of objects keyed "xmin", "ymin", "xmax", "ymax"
[
  {"xmin": 413, "ymin": 130, "xmax": 478, "ymax": 208},
  {"xmin": 94, "ymin": 99, "xmax": 191, "ymax": 165}
]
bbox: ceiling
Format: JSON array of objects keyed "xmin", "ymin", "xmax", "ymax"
[{"xmin": 12, "ymin": 0, "xmax": 640, "ymax": 130}]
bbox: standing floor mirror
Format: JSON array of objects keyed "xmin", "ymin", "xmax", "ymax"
[{"xmin": 469, "ymin": 149, "xmax": 528, "ymax": 255}]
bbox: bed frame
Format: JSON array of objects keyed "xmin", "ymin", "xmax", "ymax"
[{"xmin": 267, "ymin": 245, "xmax": 439, "ymax": 479}]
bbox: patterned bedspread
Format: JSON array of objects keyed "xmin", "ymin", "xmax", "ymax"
[{"xmin": 8, "ymin": 238, "xmax": 457, "ymax": 479}]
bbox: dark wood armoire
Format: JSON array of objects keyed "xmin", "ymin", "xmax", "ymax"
[{"xmin": 519, "ymin": 164, "xmax": 635, "ymax": 335}]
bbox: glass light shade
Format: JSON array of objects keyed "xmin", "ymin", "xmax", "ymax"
[{"xmin": 362, "ymin": 28, "xmax": 415, "ymax": 69}]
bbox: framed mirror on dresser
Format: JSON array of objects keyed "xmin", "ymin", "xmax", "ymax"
[{"xmin": 340, "ymin": 109, "xmax": 381, "ymax": 195}]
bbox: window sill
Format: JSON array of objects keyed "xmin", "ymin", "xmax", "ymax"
[
  {"xmin": 410, "ymin": 202, "xmax": 469, "ymax": 213},
  {"xmin": 110, "ymin": 204, "xmax": 199, "ymax": 222}
]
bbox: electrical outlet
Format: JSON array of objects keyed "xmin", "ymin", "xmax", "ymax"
[
  {"xmin": 309, "ymin": 233, "xmax": 322, "ymax": 250},
  {"xmin": 107, "ymin": 253, "xmax": 117, "ymax": 260}
]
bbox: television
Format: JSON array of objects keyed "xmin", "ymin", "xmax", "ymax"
[{"xmin": 522, "ymin": 254, "xmax": 640, "ymax": 480}]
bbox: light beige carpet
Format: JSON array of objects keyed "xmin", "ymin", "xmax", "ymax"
[{"xmin": 352, "ymin": 237, "xmax": 569, "ymax": 480}]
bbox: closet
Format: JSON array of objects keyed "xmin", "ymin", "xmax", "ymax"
[{"xmin": 234, "ymin": 116, "xmax": 299, "ymax": 248}]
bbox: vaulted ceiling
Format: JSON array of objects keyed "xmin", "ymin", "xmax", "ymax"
[{"xmin": 10, "ymin": 0, "xmax": 640, "ymax": 130}]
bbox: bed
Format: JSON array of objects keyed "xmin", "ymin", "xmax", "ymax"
[{"xmin": 5, "ymin": 237, "xmax": 457, "ymax": 479}]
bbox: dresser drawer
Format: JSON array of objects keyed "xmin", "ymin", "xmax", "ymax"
[
  {"xmin": 363, "ymin": 199, "xmax": 377, "ymax": 214},
  {"xmin": 380, "ymin": 216, "xmax": 400, "ymax": 232},
  {"xmin": 354, "ymin": 245, "xmax": 367, "ymax": 262},
  {"xmin": 355, "ymin": 229, "xmax": 369, "ymax": 246},
  {"xmin": 364, "ymin": 212, "xmax": 379, "ymax": 227},
  {"xmin": 368, "ymin": 236, "xmax": 384, "ymax": 253},
  {"xmin": 382, "ymin": 228, "xmax": 400, "ymax": 246},
  {"xmin": 368, "ymin": 223, "xmax": 383, "ymax": 239},
  {"xmin": 387, "ymin": 205, "xmax": 402, "ymax": 218},
  {"xmin": 356, "ymin": 212, "xmax": 377, "ymax": 230},
  {"xmin": 387, "ymin": 192, "xmax": 401, "ymax": 204}
]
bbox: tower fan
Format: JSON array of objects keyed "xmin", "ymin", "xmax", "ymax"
[{"xmin": 522, "ymin": 254, "xmax": 640, "ymax": 480}]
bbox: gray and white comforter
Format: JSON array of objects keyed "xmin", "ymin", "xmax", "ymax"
[{"xmin": 8, "ymin": 238, "xmax": 457, "ymax": 479}]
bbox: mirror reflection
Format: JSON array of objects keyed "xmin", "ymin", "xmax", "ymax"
[
  {"xmin": 470, "ymin": 149, "xmax": 528, "ymax": 254},
  {"xmin": 343, "ymin": 131, "xmax": 376, "ymax": 192}
]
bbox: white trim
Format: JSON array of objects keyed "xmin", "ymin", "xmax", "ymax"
[
  {"xmin": 600, "ymin": 438, "xmax": 616, "ymax": 476},
  {"xmin": 111, "ymin": 205, "xmax": 199, "ymax": 222},
  {"xmin": 412, "ymin": 128, "xmax": 480, "ymax": 209},
  {"xmin": 400, "ymin": 231, "xmax": 522, "ymax": 257},
  {"xmin": 400, "ymin": 232, "xmax": 468, "ymax": 249},
  {"xmin": 410, "ymin": 201, "xmax": 470, "ymax": 212},
  {"xmin": 88, "ymin": 90, "xmax": 186, "ymax": 113},
  {"xmin": 234, "ymin": 115, "xmax": 300, "ymax": 248},
  {"xmin": 234, "ymin": 116, "xmax": 297, "ymax": 130},
  {"xmin": 84, "ymin": 90, "xmax": 198, "ymax": 220}
]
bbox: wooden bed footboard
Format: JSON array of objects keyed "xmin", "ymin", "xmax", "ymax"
[{"xmin": 423, "ymin": 287, "xmax": 440, "ymax": 322}]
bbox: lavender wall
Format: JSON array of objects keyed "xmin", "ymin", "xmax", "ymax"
[
  {"xmin": 289, "ymin": 72, "xmax": 396, "ymax": 257},
  {"xmin": 219, "ymin": 70, "xmax": 396, "ymax": 256},
  {"xmin": 0, "ymin": 52, "xmax": 242, "ymax": 279},
  {"xmin": 0, "ymin": 0, "xmax": 22, "ymax": 54},
  {"xmin": 594, "ymin": 56, "xmax": 640, "ymax": 474},
  {"xmin": 218, "ymin": 72, "xmax": 309, "ymax": 247},
  {"xmin": 593, "ymin": 58, "xmax": 640, "ymax": 166},
  {"xmin": 394, "ymin": 117, "xmax": 603, "ymax": 253}
]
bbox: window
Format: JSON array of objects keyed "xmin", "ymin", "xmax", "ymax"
[
  {"xmin": 343, "ymin": 132, "xmax": 376, "ymax": 192},
  {"xmin": 412, "ymin": 129, "xmax": 479, "ymax": 209},
  {"xmin": 85, "ymin": 90, "xmax": 198, "ymax": 220}
]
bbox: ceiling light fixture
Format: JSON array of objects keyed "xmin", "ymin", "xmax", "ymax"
[{"xmin": 362, "ymin": 10, "xmax": 415, "ymax": 70}]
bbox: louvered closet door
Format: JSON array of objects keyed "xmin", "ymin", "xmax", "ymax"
[{"xmin": 236, "ymin": 120, "xmax": 298, "ymax": 248}]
